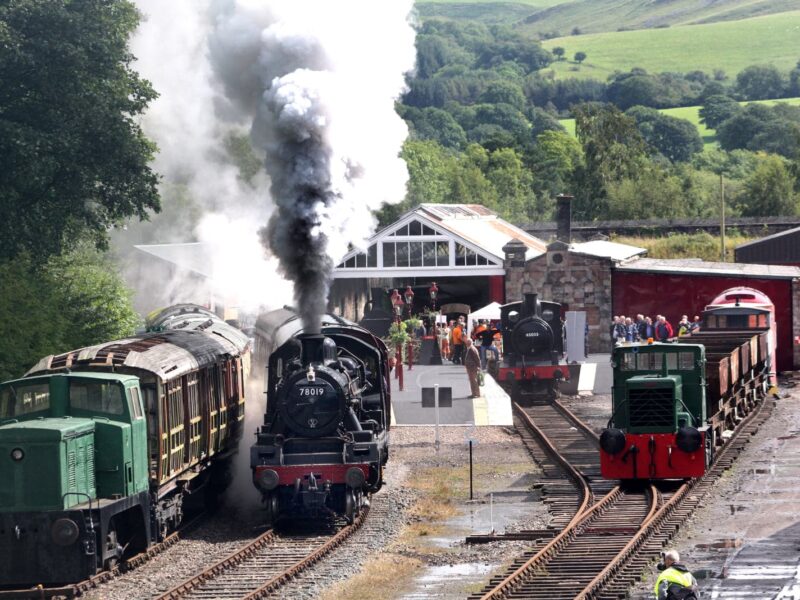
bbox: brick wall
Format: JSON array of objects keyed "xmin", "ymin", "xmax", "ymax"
[{"xmin": 505, "ymin": 241, "xmax": 614, "ymax": 353}]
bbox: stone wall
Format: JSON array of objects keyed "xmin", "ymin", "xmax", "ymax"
[
  {"xmin": 329, "ymin": 278, "xmax": 392, "ymax": 322},
  {"xmin": 793, "ymin": 278, "xmax": 800, "ymax": 369},
  {"xmin": 505, "ymin": 241, "xmax": 614, "ymax": 353}
]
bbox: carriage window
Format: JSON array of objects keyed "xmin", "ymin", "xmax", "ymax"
[
  {"xmin": 70, "ymin": 380, "xmax": 124, "ymax": 415},
  {"xmin": 665, "ymin": 353, "xmax": 677, "ymax": 371},
  {"xmin": 0, "ymin": 383, "xmax": 50, "ymax": 418}
]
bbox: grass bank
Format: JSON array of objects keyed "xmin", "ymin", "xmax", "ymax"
[
  {"xmin": 540, "ymin": 11, "xmax": 800, "ymax": 81},
  {"xmin": 612, "ymin": 231, "xmax": 756, "ymax": 261}
]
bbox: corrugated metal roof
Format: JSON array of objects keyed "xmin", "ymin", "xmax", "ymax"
[
  {"xmin": 570, "ymin": 240, "xmax": 646, "ymax": 261},
  {"xmin": 616, "ymin": 257, "xmax": 800, "ymax": 279},
  {"xmin": 27, "ymin": 322, "xmax": 249, "ymax": 382},
  {"xmin": 416, "ymin": 204, "xmax": 547, "ymax": 260}
]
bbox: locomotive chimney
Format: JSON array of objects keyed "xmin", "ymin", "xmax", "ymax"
[
  {"xmin": 299, "ymin": 334, "xmax": 326, "ymax": 365},
  {"xmin": 523, "ymin": 293, "xmax": 539, "ymax": 318},
  {"xmin": 556, "ymin": 194, "xmax": 573, "ymax": 243}
]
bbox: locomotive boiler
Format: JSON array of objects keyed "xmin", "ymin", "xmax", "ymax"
[
  {"xmin": 600, "ymin": 287, "xmax": 775, "ymax": 480},
  {"xmin": 496, "ymin": 292, "xmax": 569, "ymax": 401},
  {"xmin": 250, "ymin": 309, "xmax": 390, "ymax": 523}
]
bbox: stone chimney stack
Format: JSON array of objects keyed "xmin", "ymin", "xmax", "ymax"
[{"xmin": 556, "ymin": 194, "xmax": 573, "ymax": 243}]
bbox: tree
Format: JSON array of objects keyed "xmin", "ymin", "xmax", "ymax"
[
  {"xmin": 0, "ymin": 246, "xmax": 140, "ymax": 381},
  {"xmin": 552, "ymin": 47, "xmax": 565, "ymax": 61},
  {"xmin": 377, "ymin": 140, "xmax": 455, "ymax": 225},
  {"xmin": 530, "ymin": 130, "xmax": 583, "ymax": 198},
  {"xmin": 699, "ymin": 95, "xmax": 742, "ymax": 129},
  {"xmin": 626, "ymin": 106, "xmax": 703, "ymax": 162},
  {"xmin": 478, "ymin": 81, "xmax": 526, "ymax": 111},
  {"xmin": 0, "ymin": 0, "xmax": 161, "ymax": 261},
  {"xmin": 404, "ymin": 107, "xmax": 467, "ymax": 149},
  {"xmin": 571, "ymin": 103, "xmax": 649, "ymax": 219},
  {"xmin": 737, "ymin": 154, "xmax": 799, "ymax": 216},
  {"xmin": 735, "ymin": 65, "xmax": 786, "ymax": 100},
  {"xmin": 574, "ymin": 51, "xmax": 587, "ymax": 64}
]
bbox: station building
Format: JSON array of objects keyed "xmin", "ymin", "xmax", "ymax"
[
  {"xmin": 330, "ymin": 204, "xmax": 546, "ymax": 320},
  {"xmin": 129, "ymin": 200, "xmax": 800, "ymax": 370}
]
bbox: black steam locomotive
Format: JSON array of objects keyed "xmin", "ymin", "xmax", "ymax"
[
  {"xmin": 497, "ymin": 293, "xmax": 569, "ymax": 401},
  {"xmin": 250, "ymin": 309, "xmax": 391, "ymax": 522}
]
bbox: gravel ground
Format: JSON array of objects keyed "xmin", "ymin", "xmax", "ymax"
[
  {"xmin": 316, "ymin": 425, "xmax": 549, "ymax": 600},
  {"xmin": 83, "ymin": 509, "xmax": 266, "ymax": 600},
  {"xmin": 86, "ymin": 425, "xmax": 544, "ymax": 600}
]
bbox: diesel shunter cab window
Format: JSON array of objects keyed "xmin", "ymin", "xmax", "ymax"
[
  {"xmin": 0, "ymin": 383, "xmax": 51, "ymax": 418},
  {"xmin": 70, "ymin": 380, "xmax": 124, "ymax": 415}
]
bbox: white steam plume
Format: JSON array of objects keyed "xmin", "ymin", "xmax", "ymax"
[
  {"xmin": 130, "ymin": 1, "xmax": 293, "ymax": 314},
  {"xmin": 208, "ymin": 0, "xmax": 417, "ymax": 332}
]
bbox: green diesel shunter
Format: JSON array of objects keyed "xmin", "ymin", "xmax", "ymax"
[{"xmin": 0, "ymin": 306, "xmax": 249, "ymax": 587}]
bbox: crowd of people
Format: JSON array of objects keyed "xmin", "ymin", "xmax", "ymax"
[{"xmin": 611, "ymin": 313, "xmax": 701, "ymax": 346}]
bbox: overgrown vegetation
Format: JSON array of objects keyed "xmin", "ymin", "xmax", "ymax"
[
  {"xmin": 0, "ymin": 246, "xmax": 141, "ymax": 381},
  {"xmin": 613, "ymin": 232, "xmax": 756, "ymax": 262}
]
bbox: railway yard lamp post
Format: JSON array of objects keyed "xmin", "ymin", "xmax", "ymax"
[
  {"xmin": 391, "ymin": 289, "xmax": 405, "ymax": 391},
  {"xmin": 404, "ymin": 286, "xmax": 415, "ymax": 370},
  {"xmin": 429, "ymin": 281, "xmax": 438, "ymax": 312}
]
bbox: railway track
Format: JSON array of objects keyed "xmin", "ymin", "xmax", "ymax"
[
  {"xmin": 154, "ymin": 507, "xmax": 368, "ymax": 600},
  {"xmin": 470, "ymin": 395, "xmax": 775, "ymax": 600}
]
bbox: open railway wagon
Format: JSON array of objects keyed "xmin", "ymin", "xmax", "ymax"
[
  {"xmin": 600, "ymin": 287, "xmax": 774, "ymax": 480},
  {"xmin": 0, "ymin": 305, "xmax": 249, "ymax": 587},
  {"xmin": 250, "ymin": 309, "xmax": 391, "ymax": 523},
  {"xmin": 496, "ymin": 292, "xmax": 578, "ymax": 402}
]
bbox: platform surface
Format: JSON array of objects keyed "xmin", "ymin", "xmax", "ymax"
[{"xmin": 389, "ymin": 365, "xmax": 512, "ymax": 426}]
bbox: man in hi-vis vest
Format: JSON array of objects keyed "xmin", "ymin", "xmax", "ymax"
[{"xmin": 654, "ymin": 550, "xmax": 699, "ymax": 599}]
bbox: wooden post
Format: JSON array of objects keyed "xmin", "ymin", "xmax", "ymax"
[{"xmin": 720, "ymin": 173, "xmax": 726, "ymax": 262}]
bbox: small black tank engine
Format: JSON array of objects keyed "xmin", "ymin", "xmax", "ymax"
[
  {"xmin": 497, "ymin": 292, "xmax": 566, "ymax": 400},
  {"xmin": 250, "ymin": 310, "xmax": 390, "ymax": 523}
]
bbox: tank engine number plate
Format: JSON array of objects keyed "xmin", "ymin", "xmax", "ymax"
[{"xmin": 298, "ymin": 386, "xmax": 326, "ymax": 397}]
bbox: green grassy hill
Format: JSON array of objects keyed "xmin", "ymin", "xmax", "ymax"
[
  {"xmin": 539, "ymin": 11, "xmax": 800, "ymax": 80},
  {"xmin": 559, "ymin": 98, "xmax": 800, "ymax": 150},
  {"xmin": 415, "ymin": 0, "xmax": 569, "ymax": 25},
  {"xmin": 519, "ymin": 0, "xmax": 800, "ymax": 36}
]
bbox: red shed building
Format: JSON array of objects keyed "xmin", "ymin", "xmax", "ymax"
[{"xmin": 612, "ymin": 258, "xmax": 800, "ymax": 372}]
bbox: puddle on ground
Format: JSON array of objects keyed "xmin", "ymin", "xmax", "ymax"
[
  {"xmin": 401, "ymin": 563, "xmax": 496, "ymax": 599},
  {"xmin": 400, "ymin": 494, "xmax": 543, "ymax": 599}
]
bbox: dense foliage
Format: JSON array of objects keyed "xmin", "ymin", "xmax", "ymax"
[
  {"xmin": 0, "ymin": 0, "xmax": 160, "ymax": 261},
  {"xmin": 394, "ymin": 19, "xmax": 800, "ymax": 224},
  {"xmin": 0, "ymin": 247, "xmax": 140, "ymax": 381}
]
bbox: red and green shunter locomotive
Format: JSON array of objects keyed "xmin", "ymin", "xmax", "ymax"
[
  {"xmin": 600, "ymin": 287, "xmax": 775, "ymax": 480},
  {"xmin": 0, "ymin": 305, "xmax": 249, "ymax": 587}
]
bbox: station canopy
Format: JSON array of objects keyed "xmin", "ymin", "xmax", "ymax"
[{"xmin": 334, "ymin": 204, "xmax": 546, "ymax": 279}]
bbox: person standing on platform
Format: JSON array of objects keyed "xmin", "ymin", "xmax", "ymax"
[
  {"xmin": 464, "ymin": 338, "xmax": 481, "ymax": 398},
  {"xmin": 451, "ymin": 320, "xmax": 464, "ymax": 364}
]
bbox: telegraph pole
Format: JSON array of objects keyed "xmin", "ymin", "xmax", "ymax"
[{"xmin": 720, "ymin": 173, "xmax": 726, "ymax": 262}]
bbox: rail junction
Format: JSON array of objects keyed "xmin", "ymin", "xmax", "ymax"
[{"xmin": 469, "ymin": 395, "xmax": 774, "ymax": 600}]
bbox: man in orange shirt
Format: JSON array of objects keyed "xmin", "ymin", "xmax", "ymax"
[{"xmin": 451, "ymin": 320, "xmax": 464, "ymax": 364}]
